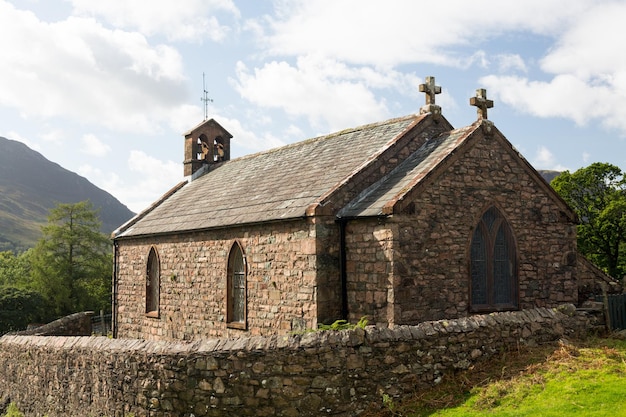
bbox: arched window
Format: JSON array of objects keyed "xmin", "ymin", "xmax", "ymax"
[
  {"xmin": 146, "ymin": 247, "xmax": 160, "ymax": 316},
  {"xmin": 227, "ymin": 242, "xmax": 247, "ymax": 328},
  {"xmin": 470, "ymin": 206, "xmax": 518, "ymax": 311}
]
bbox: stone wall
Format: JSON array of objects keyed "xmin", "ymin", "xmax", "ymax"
[
  {"xmin": 12, "ymin": 311, "xmax": 93, "ymax": 336},
  {"xmin": 344, "ymin": 221, "xmax": 395, "ymax": 326},
  {"xmin": 115, "ymin": 219, "xmax": 321, "ymax": 340},
  {"xmin": 357, "ymin": 128, "xmax": 578, "ymax": 324},
  {"xmin": 577, "ymin": 254, "xmax": 621, "ymax": 303},
  {"xmin": 0, "ymin": 306, "xmax": 589, "ymax": 417}
]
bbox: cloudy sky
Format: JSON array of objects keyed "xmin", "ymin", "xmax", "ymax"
[{"xmin": 1, "ymin": 0, "xmax": 625, "ymax": 213}]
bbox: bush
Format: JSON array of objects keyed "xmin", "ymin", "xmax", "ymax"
[{"xmin": 0, "ymin": 286, "xmax": 48, "ymax": 334}]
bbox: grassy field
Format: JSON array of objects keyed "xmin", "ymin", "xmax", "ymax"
[{"xmin": 364, "ymin": 338, "xmax": 626, "ymax": 417}]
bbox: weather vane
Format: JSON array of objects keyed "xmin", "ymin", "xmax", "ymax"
[{"xmin": 201, "ymin": 72, "xmax": 213, "ymax": 121}]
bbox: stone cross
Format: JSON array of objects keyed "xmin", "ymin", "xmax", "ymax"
[
  {"xmin": 419, "ymin": 76, "xmax": 441, "ymax": 105},
  {"xmin": 469, "ymin": 88, "xmax": 494, "ymax": 120}
]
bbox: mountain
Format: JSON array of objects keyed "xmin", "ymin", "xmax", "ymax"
[
  {"xmin": 538, "ymin": 170, "xmax": 562, "ymax": 184},
  {"xmin": 0, "ymin": 136, "xmax": 135, "ymax": 252}
]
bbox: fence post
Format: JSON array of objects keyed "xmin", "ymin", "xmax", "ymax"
[
  {"xmin": 601, "ymin": 282, "xmax": 612, "ymax": 331},
  {"xmin": 100, "ymin": 310, "xmax": 105, "ymax": 336}
]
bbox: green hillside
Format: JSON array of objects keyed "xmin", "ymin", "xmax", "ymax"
[{"xmin": 0, "ymin": 136, "xmax": 135, "ymax": 252}]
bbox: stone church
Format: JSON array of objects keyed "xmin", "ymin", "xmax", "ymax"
[{"xmin": 112, "ymin": 77, "xmax": 591, "ymax": 341}]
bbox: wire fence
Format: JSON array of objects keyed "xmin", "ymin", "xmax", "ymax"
[{"xmin": 91, "ymin": 310, "xmax": 112, "ymax": 336}]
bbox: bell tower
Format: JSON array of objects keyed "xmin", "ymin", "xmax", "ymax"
[{"xmin": 183, "ymin": 119, "xmax": 233, "ymax": 177}]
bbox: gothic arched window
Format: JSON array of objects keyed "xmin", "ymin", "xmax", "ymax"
[
  {"xmin": 470, "ymin": 206, "xmax": 518, "ymax": 311},
  {"xmin": 227, "ymin": 242, "xmax": 247, "ymax": 328},
  {"xmin": 146, "ymin": 247, "xmax": 160, "ymax": 316}
]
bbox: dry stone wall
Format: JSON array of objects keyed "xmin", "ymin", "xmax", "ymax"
[
  {"xmin": 11, "ymin": 312, "xmax": 93, "ymax": 336},
  {"xmin": 0, "ymin": 306, "xmax": 590, "ymax": 417}
]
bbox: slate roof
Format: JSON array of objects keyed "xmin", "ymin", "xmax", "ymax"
[
  {"xmin": 114, "ymin": 114, "xmax": 427, "ymax": 238},
  {"xmin": 338, "ymin": 123, "xmax": 479, "ymax": 218}
]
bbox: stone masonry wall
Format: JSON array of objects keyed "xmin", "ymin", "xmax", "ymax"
[
  {"xmin": 389, "ymin": 129, "xmax": 577, "ymax": 323},
  {"xmin": 12, "ymin": 312, "xmax": 93, "ymax": 336},
  {"xmin": 0, "ymin": 307, "xmax": 589, "ymax": 417},
  {"xmin": 116, "ymin": 219, "xmax": 320, "ymax": 341},
  {"xmin": 344, "ymin": 221, "xmax": 395, "ymax": 326}
]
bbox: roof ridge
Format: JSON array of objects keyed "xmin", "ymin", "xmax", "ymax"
[{"xmin": 226, "ymin": 113, "xmax": 421, "ymax": 164}]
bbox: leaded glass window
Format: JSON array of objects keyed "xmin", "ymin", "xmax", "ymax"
[
  {"xmin": 227, "ymin": 242, "xmax": 247, "ymax": 327},
  {"xmin": 146, "ymin": 247, "xmax": 160, "ymax": 315},
  {"xmin": 470, "ymin": 207, "xmax": 518, "ymax": 311}
]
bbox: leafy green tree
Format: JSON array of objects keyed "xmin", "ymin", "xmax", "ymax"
[
  {"xmin": 0, "ymin": 250, "xmax": 32, "ymax": 288},
  {"xmin": 29, "ymin": 201, "xmax": 112, "ymax": 316},
  {"xmin": 552, "ymin": 162, "xmax": 626, "ymax": 278},
  {"xmin": 0, "ymin": 286, "xmax": 47, "ymax": 334}
]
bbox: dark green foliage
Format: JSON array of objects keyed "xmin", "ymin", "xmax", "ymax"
[
  {"xmin": 29, "ymin": 201, "xmax": 113, "ymax": 316},
  {"xmin": 0, "ymin": 287, "xmax": 47, "ymax": 334},
  {"xmin": 552, "ymin": 162, "xmax": 626, "ymax": 278}
]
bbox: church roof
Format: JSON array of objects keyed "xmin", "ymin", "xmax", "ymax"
[
  {"xmin": 114, "ymin": 113, "xmax": 429, "ymax": 238},
  {"xmin": 338, "ymin": 123, "xmax": 479, "ymax": 218}
]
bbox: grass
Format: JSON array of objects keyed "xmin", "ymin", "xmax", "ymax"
[
  {"xmin": 363, "ymin": 338, "xmax": 626, "ymax": 417},
  {"xmin": 3, "ymin": 403, "xmax": 24, "ymax": 417}
]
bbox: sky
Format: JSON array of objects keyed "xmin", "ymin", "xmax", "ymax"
[{"xmin": 1, "ymin": 0, "xmax": 625, "ymax": 213}]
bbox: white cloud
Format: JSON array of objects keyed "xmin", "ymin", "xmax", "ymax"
[
  {"xmin": 532, "ymin": 146, "xmax": 568, "ymax": 171},
  {"xmin": 496, "ymin": 54, "xmax": 528, "ymax": 73},
  {"xmin": 69, "ymin": 0, "xmax": 240, "ymax": 42},
  {"xmin": 0, "ymin": 1, "xmax": 189, "ymax": 134},
  {"xmin": 78, "ymin": 151, "xmax": 181, "ymax": 212},
  {"xmin": 258, "ymin": 0, "xmax": 592, "ymax": 67},
  {"xmin": 39, "ymin": 129, "xmax": 66, "ymax": 145},
  {"xmin": 478, "ymin": 2, "xmax": 626, "ymax": 135},
  {"xmin": 216, "ymin": 116, "xmax": 286, "ymax": 155},
  {"xmin": 481, "ymin": 72, "xmax": 626, "ymax": 132},
  {"xmin": 233, "ymin": 56, "xmax": 391, "ymax": 131},
  {"xmin": 81, "ymin": 133, "xmax": 111, "ymax": 157},
  {"xmin": 124, "ymin": 151, "xmax": 181, "ymax": 211},
  {"xmin": 540, "ymin": 2, "xmax": 626, "ymax": 79}
]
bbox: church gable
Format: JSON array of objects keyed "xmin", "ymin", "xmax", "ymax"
[
  {"xmin": 339, "ymin": 120, "xmax": 575, "ymax": 222},
  {"xmin": 382, "ymin": 121, "xmax": 579, "ymax": 323}
]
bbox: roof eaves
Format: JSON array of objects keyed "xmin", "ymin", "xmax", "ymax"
[{"xmin": 113, "ymin": 214, "xmax": 307, "ymax": 241}]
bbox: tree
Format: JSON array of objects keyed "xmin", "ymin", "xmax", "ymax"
[
  {"xmin": 0, "ymin": 250, "xmax": 32, "ymax": 288},
  {"xmin": 29, "ymin": 201, "xmax": 112, "ymax": 316},
  {"xmin": 0, "ymin": 286, "xmax": 47, "ymax": 334},
  {"xmin": 552, "ymin": 162, "xmax": 626, "ymax": 278}
]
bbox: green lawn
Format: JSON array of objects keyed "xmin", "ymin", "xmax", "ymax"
[{"xmin": 367, "ymin": 338, "xmax": 626, "ymax": 417}]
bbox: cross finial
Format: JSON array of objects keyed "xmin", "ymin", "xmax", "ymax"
[
  {"xmin": 419, "ymin": 76, "xmax": 441, "ymax": 105},
  {"xmin": 201, "ymin": 72, "xmax": 213, "ymax": 121},
  {"xmin": 418, "ymin": 76, "xmax": 442, "ymax": 115},
  {"xmin": 469, "ymin": 88, "xmax": 494, "ymax": 120}
]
